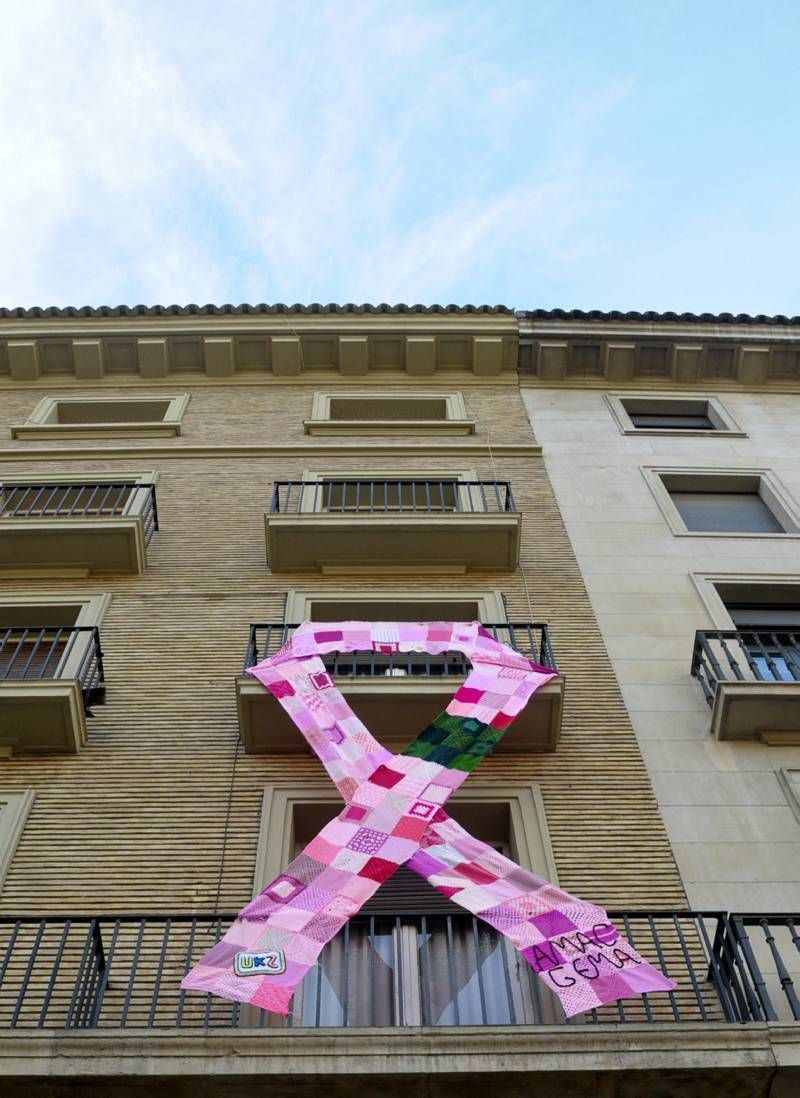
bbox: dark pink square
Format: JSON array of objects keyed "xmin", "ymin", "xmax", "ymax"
[
  {"xmin": 455, "ymin": 861, "xmax": 497, "ymax": 886},
  {"xmin": 343, "ymin": 804, "xmax": 367, "ymax": 821},
  {"xmin": 358, "ymin": 857, "xmax": 397, "ymax": 883},
  {"xmin": 490, "ymin": 711, "xmax": 514, "ymax": 729},
  {"xmin": 370, "ymin": 765, "xmax": 403, "ymax": 789},
  {"xmin": 268, "ymin": 679, "xmax": 295, "ymax": 699}
]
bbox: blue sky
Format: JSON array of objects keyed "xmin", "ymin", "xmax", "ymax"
[{"xmin": 1, "ymin": 1, "xmax": 798, "ymax": 312}]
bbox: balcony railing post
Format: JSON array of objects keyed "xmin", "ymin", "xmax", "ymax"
[
  {"xmin": 730, "ymin": 916, "xmax": 780, "ymax": 1021},
  {"xmin": 692, "ymin": 627, "xmax": 800, "ymax": 705},
  {"xmin": 268, "ymin": 480, "xmax": 517, "ymax": 516},
  {"xmin": 243, "ymin": 622, "xmax": 557, "ymax": 675},
  {"xmin": 3, "ymin": 909, "xmax": 800, "ymax": 1030}
]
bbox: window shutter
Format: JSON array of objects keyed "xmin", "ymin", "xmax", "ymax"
[{"xmin": 671, "ymin": 491, "xmax": 784, "ymax": 533}]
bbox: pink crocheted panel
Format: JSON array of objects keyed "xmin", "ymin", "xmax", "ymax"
[{"xmin": 182, "ymin": 622, "xmax": 676, "ymax": 1017}]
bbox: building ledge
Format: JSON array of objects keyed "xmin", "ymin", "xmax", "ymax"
[
  {"xmin": 265, "ymin": 513, "xmax": 522, "ymax": 573},
  {"xmin": 0, "ymin": 517, "xmax": 147, "ymax": 576},
  {"xmin": 0, "ymin": 1023, "xmax": 793, "ymax": 1096},
  {"xmin": 0, "ymin": 679, "xmax": 86, "ymax": 754},
  {"xmin": 710, "ymin": 681, "xmax": 800, "ymax": 743},
  {"xmin": 237, "ymin": 675, "xmax": 563, "ymax": 755}
]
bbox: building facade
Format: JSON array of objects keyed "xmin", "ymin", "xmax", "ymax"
[{"xmin": 0, "ymin": 303, "xmax": 798, "ymax": 1095}]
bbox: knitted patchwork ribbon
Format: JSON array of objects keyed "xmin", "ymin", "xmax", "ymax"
[{"xmin": 182, "ymin": 622, "xmax": 676, "ymax": 1017}]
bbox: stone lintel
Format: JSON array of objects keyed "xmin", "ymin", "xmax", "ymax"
[
  {"xmin": 538, "ymin": 342, "xmax": 568, "ymax": 380},
  {"xmin": 405, "ymin": 336, "xmax": 436, "ymax": 376},
  {"xmin": 738, "ymin": 345, "xmax": 770, "ymax": 386},
  {"xmin": 338, "ymin": 336, "xmax": 369, "ymax": 376},
  {"xmin": 271, "ymin": 336, "xmax": 302, "ymax": 376},
  {"xmin": 203, "ymin": 337, "xmax": 235, "ymax": 377},
  {"xmin": 7, "ymin": 341, "xmax": 40, "ymax": 381},
  {"xmin": 472, "ymin": 336, "xmax": 504, "ymax": 376},
  {"xmin": 137, "ymin": 338, "xmax": 168, "ymax": 378},
  {"xmin": 674, "ymin": 344, "xmax": 704, "ymax": 384},
  {"xmin": 605, "ymin": 343, "xmax": 637, "ymax": 381},
  {"xmin": 72, "ymin": 340, "xmax": 105, "ymax": 380}
]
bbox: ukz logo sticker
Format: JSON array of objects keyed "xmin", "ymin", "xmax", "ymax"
[{"xmin": 234, "ymin": 949, "xmax": 286, "ymax": 976}]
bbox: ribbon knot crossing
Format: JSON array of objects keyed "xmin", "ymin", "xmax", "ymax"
[{"xmin": 182, "ymin": 622, "xmax": 675, "ymax": 1017}]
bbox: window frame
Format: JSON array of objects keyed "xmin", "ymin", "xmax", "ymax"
[
  {"xmin": 0, "ymin": 789, "xmax": 34, "ymax": 890},
  {"xmin": 643, "ymin": 467, "xmax": 800, "ymax": 538},
  {"xmin": 283, "ymin": 588, "xmax": 507, "ymax": 624},
  {"xmin": 298, "ymin": 467, "xmax": 481, "ymax": 515},
  {"xmin": 606, "ymin": 393, "xmax": 745, "ymax": 437},
  {"xmin": 691, "ymin": 572, "xmax": 800, "ymax": 629},
  {"xmin": 0, "ymin": 591, "xmax": 110, "ymax": 680},
  {"xmin": 304, "ymin": 390, "xmax": 474, "ymax": 436},
  {"xmin": 777, "ymin": 768, "xmax": 800, "ymax": 825},
  {"xmin": 11, "ymin": 394, "xmax": 190, "ymax": 440}
]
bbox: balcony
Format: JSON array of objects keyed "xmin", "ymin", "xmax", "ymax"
[
  {"xmin": 691, "ymin": 628, "xmax": 800, "ymax": 743},
  {"xmin": 0, "ymin": 481, "xmax": 158, "ymax": 576},
  {"xmin": 1, "ymin": 909, "xmax": 797, "ymax": 1030},
  {"xmin": 265, "ymin": 480, "xmax": 521, "ymax": 573},
  {"xmin": 236, "ymin": 622, "xmax": 563, "ymax": 755},
  {"xmin": 0, "ymin": 626, "xmax": 104, "ymax": 754}
]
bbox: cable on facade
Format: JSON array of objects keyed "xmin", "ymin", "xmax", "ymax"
[{"xmin": 210, "ymin": 731, "xmax": 242, "ymax": 926}]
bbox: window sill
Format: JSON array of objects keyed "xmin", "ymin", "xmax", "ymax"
[
  {"xmin": 11, "ymin": 422, "xmax": 181, "ymax": 440},
  {"xmin": 303, "ymin": 418, "xmax": 476, "ymax": 436},
  {"xmin": 620, "ymin": 427, "xmax": 747, "ymax": 438}
]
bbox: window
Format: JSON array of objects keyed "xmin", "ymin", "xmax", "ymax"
[
  {"xmin": 711, "ymin": 583, "xmax": 800, "ymax": 684},
  {"xmin": 672, "ymin": 490, "xmax": 783, "ymax": 534},
  {"xmin": 0, "ymin": 593, "xmax": 109, "ymax": 754},
  {"xmin": 304, "ymin": 391, "xmax": 474, "ymax": 435},
  {"xmin": 646, "ymin": 469, "xmax": 800, "ymax": 537},
  {"xmin": 631, "ymin": 410, "xmax": 714, "ymax": 430},
  {"xmin": 778, "ymin": 769, "xmax": 800, "ymax": 824},
  {"xmin": 253, "ymin": 783, "xmax": 559, "ymax": 1026},
  {"xmin": 0, "ymin": 472, "xmax": 158, "ymax": 576},
  {"xmin": 293, "ymin": 468, "xmax": 483, "ymax": 515},
  {"xmin": 0, "ymin": 790, "xmax": 34, "ymax": 890},
  {"xmin": 12, "ymin": 394, "xmax": 190, "ymax": 439},
  {"xmin": 279, "ymin": 589, "xmax": 507, "ymax": 678},
  {"xmin": 607, "ymin": 395, "xmax": 744, "ymax": 437}
]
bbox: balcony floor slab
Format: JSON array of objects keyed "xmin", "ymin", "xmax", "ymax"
[
  {"xmin": 236, "ymin": 676, "xmax": 563, "ymax": 755},
  {"xmin": 0, "ymin": 1022, "xmax": 792, "ymax": 1097}
]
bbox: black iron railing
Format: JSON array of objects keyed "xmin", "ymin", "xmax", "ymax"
[
  {"xmin": 0, "ymin": 626, "xmax": 105, "ymax": 712},
  {"xmin": 269, "ymin": 480, "xmax": 516, "ymax": 514},
  {"xmin": 0, "ymin": 482, "xmax": 159, "ymax": 545},
  {"xmin": 1, "ymin": 910, "xmax": 797, "ymax": 1030},
  {"xmin": 692, "ymin": 628, "xmax": 800, "ymax": 705},
  {"xmin": 244, "ymin": 622, "xmax": 556, "ymax": 675}
]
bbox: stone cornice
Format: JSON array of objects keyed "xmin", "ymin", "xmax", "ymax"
[
  {"xmin": 0, "ymin": 315, "xmax": 518, "ymax": 382},
  {"xmin": 0, "ymin": 442, "xmax": 542, "ymax": 463}
]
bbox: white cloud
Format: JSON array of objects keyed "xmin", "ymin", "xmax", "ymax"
[{"xmin": 0, "ymin": 0, "xmax": 629, "ymax": 307}]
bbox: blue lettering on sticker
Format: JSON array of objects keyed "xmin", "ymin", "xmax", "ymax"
[{"xmin": 234, "ymin": 949, "xmax": 286, "ymax": 976}]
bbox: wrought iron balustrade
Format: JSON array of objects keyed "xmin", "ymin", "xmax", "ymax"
[
  {"xmin": 0, "ymin": 626, "xmax": 105, "ymax": 712},
  {"xmin": 1, "ymin": 910, "xmax": 797, "ymax": 1030},
  {"xmin": 692, "ymin": 627, "xmax": 800, "ymax": 705},
  {"xmin": 268, "ymin": 479, "xmax": 516, "ymax": 515},
  {"xmin": 0, "ymin": 482, "xmax": 159, "ymax": 545},
  {"xmin": 244, "ymin": 622, "xmax": 556, "ymax": 676}
]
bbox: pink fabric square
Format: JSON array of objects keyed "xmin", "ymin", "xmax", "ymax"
[{"xmin": 304, "ymin": 835, "xmax": 339, "ymax": 864}]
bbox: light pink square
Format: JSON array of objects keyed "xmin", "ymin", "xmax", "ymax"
[{"xmin": 331, "ymin": 847, "xmax": 370, "ymax": 873}]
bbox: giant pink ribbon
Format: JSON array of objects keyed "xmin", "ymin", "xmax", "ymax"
[{"xmin": 182, "ymin": 622, "xmax": 676, "ymax": 1017}]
